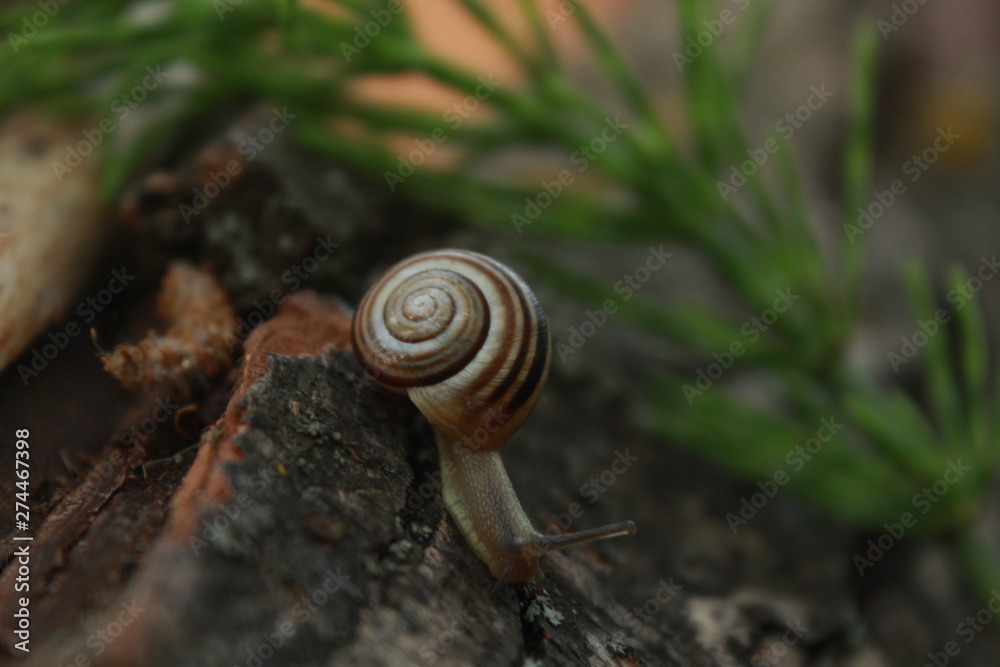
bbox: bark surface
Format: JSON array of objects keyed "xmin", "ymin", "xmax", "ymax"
[{"xmin": 5, "ymin": 291, "xmax": 707, "ymax": 666}]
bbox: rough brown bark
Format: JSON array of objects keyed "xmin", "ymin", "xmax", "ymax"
[{"xmin": 5, "ymin": 290, "xmax": 705, "ymax": 666}]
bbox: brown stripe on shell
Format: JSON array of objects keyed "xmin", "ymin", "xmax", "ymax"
[
  {"xmin": 444, "ymin": 253, "xmax": 519, "ymax": 399},
  {"xmin": 353, "ymin": 258, "xmax": 492, "ymax": 389},
  {"xmin": 352, "ymin": 250, "xmax": 548, "ymax": 420},
  {"xmin": 509, "ymin": 297, "xmax": 548, "ymax": 411},
  {"xmin": 483, "ymin": 259, "xmax": 534, "ymax": 406}
]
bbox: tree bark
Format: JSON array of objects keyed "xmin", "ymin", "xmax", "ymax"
[{"xmin": 4, "ymin": 289, "xmax": 708, "ymax": 666}]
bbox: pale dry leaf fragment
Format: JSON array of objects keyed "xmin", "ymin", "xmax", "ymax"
[
  {"xmin": 0, "ymin": 110, "xmax": 107, "ymax": 371},
  {"xmin": 101, "ymin": 261, "xmax": 236, "ymax": 391}
]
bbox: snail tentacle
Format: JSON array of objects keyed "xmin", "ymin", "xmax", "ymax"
[{"xmin": 352, "ymin": 249, "xmax": 636, "ymax": 592}]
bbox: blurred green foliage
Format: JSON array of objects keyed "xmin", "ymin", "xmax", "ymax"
[{"xmin": 3, "ymin": 0, "xmax": 999, "ymax": 600}]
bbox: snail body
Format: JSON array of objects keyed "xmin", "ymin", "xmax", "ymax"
[{"xmin": 352, "ymin": 249, "xmax": 635, "ymax": 591}]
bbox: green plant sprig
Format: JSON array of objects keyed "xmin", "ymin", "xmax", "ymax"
[{"xmin": 4, "ymin": 0, "xmax": 1000, "ymax": 602}]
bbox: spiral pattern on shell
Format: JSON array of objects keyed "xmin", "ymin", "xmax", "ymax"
[{"xmin": 352, "ymin": 249, "xmax": 550, "ymax": 452}]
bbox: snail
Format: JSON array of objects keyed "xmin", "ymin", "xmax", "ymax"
[{"xmin": 351, "ymin": 249, "xmax": 636, "ymax": 592}]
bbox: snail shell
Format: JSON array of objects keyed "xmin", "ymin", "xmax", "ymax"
[
  {"xmin": 351, "ymin": 249, "xmax": 634, "ymax": 591},
  {"xmin": 351, "ymin": 249, "xmax": 550, "ymax": 453}
]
